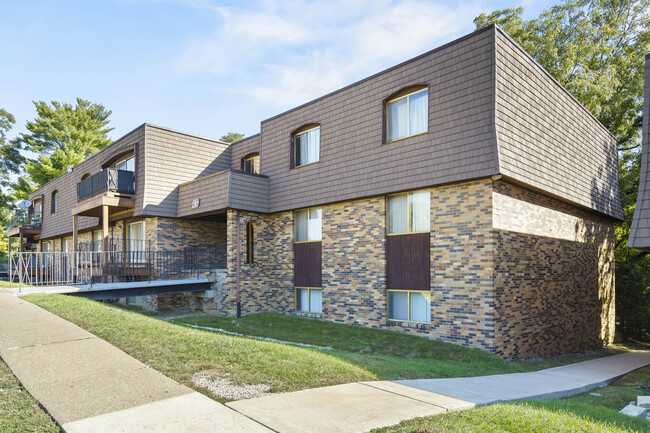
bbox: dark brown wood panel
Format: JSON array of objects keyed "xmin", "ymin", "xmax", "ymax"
[
  {"xmin": 294, "ymin": 241, "xmax": 322, "ymax": 287},
  {"xmin": 387, "ymin": 232, "xmax": 430, "ymax": 290}
]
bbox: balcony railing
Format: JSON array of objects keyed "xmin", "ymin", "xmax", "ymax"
[
  {"xmin": 10, "ymin": 212, "xmax": 42, "ymax": 229},
  {"xmin": 8, "ymin": 243, "xmax": 226, "ymax": 289},
  {"xmin": 77, "ymin": 168, "xmax": 135, "ymax": 202}
]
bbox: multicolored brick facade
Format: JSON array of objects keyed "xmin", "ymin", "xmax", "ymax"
[{"xmin": 202, "ymin": 178, "xmax": 615, "ymax": 360}]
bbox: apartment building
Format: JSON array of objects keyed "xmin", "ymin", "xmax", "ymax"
[{"xmin": 10, "ymin": 25, "xmax": 622, "ymax": 360}]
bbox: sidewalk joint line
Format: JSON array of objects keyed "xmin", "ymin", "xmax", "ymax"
[
  {"xmin": 225, "ymin": 404, "xmax": 281, "ymax": 433},
  {"xmin": 6, "ymin": 336, "xmax": 95, "ymax": 351},
  {"xmin": 358, "ymin": 382, "xmax": 453, "ymax": 412}
]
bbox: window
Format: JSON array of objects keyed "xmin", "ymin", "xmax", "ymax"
[
  {"xmin": 295, "ymin": 287, "xmax": 322, "ymax": 313},
  {"xmin": 127, "ymin": 221, "xmax": 145, "ymax": 261},
  {"xmin": 242, "ymin": 153, "xmax": 260, "ymax": 174},
  {"xmin": 115, "ymin": 156, "xmax": 135, "ymax": 172},
  {"xmin": 92, "ymin": 230, "xmax": 103, "ymax": 252},
  {"xmin": 33, "ymin": 201, "xmax": 42, "ymax": 221},
  {"xmin": 51, "ymin": 191, "xmax": 58, "ymax": 214},
  {"xmin": 246, "ymin": 221, "xmax": 254, "ymax": 264},
  {"xmin": 386, "ymin": 88, "xmax": 428, "ymax": 142},
  {"xmin": 387, "ymin": 191, "xmax": 430, "ymax": 235},
  {"xmin": 293, "ymin": 126, "xmax": 320, "ymax": 167},
  {"xmin": 388, "ymin": 290, "xmax": 431, "ymax": 323},
  {"xmin": 295, "ymin": 208, "xmax": 322, "ymax": 242},
  {"xmin": 42, "ymin": 241, "xmax": 50, "ymax": 253}
]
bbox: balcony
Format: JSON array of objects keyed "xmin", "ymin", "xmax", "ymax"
[
  {"xmin": 72, "ymin": 168, "xmax": 135, "ymax": 218},
  {"xmin": 77, "ymin": 168, "xmax": 135, "ymax": 203},
  {"xmin": 9, "ymin": 212, "xmax": 42, "ymax": 230}
]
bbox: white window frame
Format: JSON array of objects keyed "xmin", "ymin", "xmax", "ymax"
[
  {"xmin": 115, "ymin": 155, "xmax": 135, "ymax": 172},
  {"xmin": 386, "ymin": 88, "xmax": 428, "ymax": 142},
  {"xmin": 294, "ymin": 208, "xmax": 322, "ymax": 243},
  {"xmin": 127, "ymin": 221, "xmax": 146, "ymax": 262}
]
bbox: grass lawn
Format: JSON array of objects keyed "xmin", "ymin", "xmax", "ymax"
[
  {"xmin": 173, "ymin": 312, "xmax": 619, "ymax": 379},
  {"xmin": 371, "ymin": 366, "xmax": 650, "ymax": 432},
  {"xmin": 0, "ymin": 358, "xmax": 60, "ymax": 433},
  {"xmin": 24, "ymin": 294, "xmax": 376, "ymax": 402}
]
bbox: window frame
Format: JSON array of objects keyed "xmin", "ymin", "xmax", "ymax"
[
  {"xmin": 292, "ymin": 125, "xmax": 321, "ymax": 168},
  {"xmin": 386, "ymin": 190, "xmax": 430, "ymax": 235},
  {"xmin": 51, "ymin": 191, "xmax": 58, "ymax": 214},
  {"xmin": 115, "ymin": 155, "xmax": 135, "ymax": 172},
  {"xmin": 294, "ymin": 287, "xmax": 323, "ymax": 314},
  {"xmin": 385, "ymin": 87, "xmax": 429, "ymax": 143},
  {"xmin": 294, "ymin": 207, "xmax": 322, "ymax": 243},
  {"xmin": 241, "ymin": 153, "xmax": 261, "ymax": 174},
  {"xmin": 246, "ymin": 221, "xmax": 254, "ymax": 264},
  {"xmin": 387, "ymin": 289, "xmax": 431, "ymax": 324}
]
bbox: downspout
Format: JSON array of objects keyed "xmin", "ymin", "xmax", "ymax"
[{"xmin": 236, "ymin": 210, "xmax": 241, "ymax": 318}]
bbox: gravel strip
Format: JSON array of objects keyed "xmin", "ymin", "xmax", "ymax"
[{"xmin": 192, "ymin": 372, "xmax": 271, "ymax": 400}]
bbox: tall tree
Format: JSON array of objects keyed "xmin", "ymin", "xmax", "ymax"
[
  {"xmin": 219, "ymin": 132, "xmax": 245, "ymax": 144},
  {"xmin": 0, "ymin": 108, "xmax": 24, "ymax": 187},
  {"xmin": 475, "ymin": 0, "xmax": 650, "ymax": 340},
  {"xmin": 20, "ymin": 98, "xmax": 114, "ymax": 186}
]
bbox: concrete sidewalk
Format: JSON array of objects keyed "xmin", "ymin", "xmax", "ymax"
[
  {"xmin": 229, "ymin": 351, "xmax": 650, "ymax": 433},
  {"xmin": 0, "ymin": 291, "xmax": 270, "ymax": 432},
  {"xmin": 397, "ymin": 351, "xmax": 650, "ymax": 405}
]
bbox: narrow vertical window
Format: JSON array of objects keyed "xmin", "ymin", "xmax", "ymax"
[
  {"xmin": 386, "ymin": 87, "xmax": 428, "ymax": 142},
  {"xmin": 242, "ymin": 153, "xmax": 260, "ymax": 174},
  {"xmin": 246, "ymin": 221, "xmax": 254, "ymax": 264},
  {"xmin": 295, "ymin": 208, "xmax": 322, "ymax": 242},
  {"xmin": 51, "ymin": 191, "xmax": 58, "ymax": 214}
]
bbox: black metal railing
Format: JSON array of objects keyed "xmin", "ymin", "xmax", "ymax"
[
  {"xmin": 9, "ymin": 211, "xmax": 42, "ymax": 229},
  {"xmin": 77, "ymin": 168, "xmax": 135, "ymax": 202}
]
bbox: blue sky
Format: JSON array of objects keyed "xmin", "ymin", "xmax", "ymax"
[{"xmin": 1, "ymin": 0, "xmax": 556, "ymax": 141}]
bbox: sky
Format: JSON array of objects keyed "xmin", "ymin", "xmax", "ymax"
[{"xmin": 1, "ymin": 0, "xmax": 557, "ymax": 142}]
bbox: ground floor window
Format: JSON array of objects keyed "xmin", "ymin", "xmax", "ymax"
[
  {"xmin": 388, "ymin": 290, "xmax": 431, "ymax": 323},
  {"xmin": 295, "ymin": 287, "xmax": 322, "ymax": 313}
]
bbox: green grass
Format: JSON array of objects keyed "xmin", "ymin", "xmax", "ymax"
[
  {"xmin": 24, "ymin": 294, "xmax": 375, "ymax": 402},
  {"xmin": 173, "ymin": 312, "xmax": 617, "ymax": 380},
  {"xmin": 370, "ymin": 403, "xmax": 634, "ymax": 433},
  {"xmin": 0, "ymin": 357, "xmax": 60, "ymax": 433},
  {"xmin": 371, "ymin": 365, "xmax": 650, "ymax": 432}
]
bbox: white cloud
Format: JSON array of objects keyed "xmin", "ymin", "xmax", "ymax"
[{"xmin": 177, "ymin": 0, "xmax": 486, "ymax": 109}]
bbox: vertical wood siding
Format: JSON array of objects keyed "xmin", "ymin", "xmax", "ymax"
[
  {"xmin": 294, "ymin": 242, "xmax": 322, "ymax": 287},
  {"xmin": 386, "ymin": 233, "xmax": 430, "ymax": 290}
]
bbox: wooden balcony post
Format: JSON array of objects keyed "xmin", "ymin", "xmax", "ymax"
[
  {"xmin": 19, "ymin": 232, "xmax": 24, "ymax": 253},
  {"xmin": 72, "ymin": 214, "xmax": 78, "ymax": 268},
  {"xmin": 102, "ymin": 205, "xmax": 109, "ymax": 283}
]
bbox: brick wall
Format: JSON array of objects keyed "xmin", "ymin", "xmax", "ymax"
[{"xmin": 492, "ymin": 181, "xmax": 615, "ymax": 359}]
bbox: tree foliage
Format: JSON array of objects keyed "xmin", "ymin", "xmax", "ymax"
[
  {"xmin": 20, "ymin": 98, "xmax": 114, "ymax": 187},
  {"xmin": 0, "ymin": 108, "xmax": 24, "ymax": 187},
  {"xmin": 476, "ymin": 0, "xmax": 650, "ymax": 340},
  {"xmin": 219, "ymin": 132, "xmax": 245, "ymax": 144}
]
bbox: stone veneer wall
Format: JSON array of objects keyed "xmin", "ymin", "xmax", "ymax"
[{"xmin": 492, "ymin": 181, "xmax": 615, "ymax": 359}]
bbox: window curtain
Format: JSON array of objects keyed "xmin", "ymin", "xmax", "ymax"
[
  {"xmin": 409, "ymin": 292, "xmax": 431, "ymax": 322},
  {"xmin": 307, "ymin": 128, "xmax": 320, "ymax": 164},
  {"xmin": 309, "ymin": 289, "xmax": 322, "ymax": 313},
  {"xmin": 388, "ymin": 291, "xmax": 408, "ymax": 320},
  {"xmin": 308, "ymin": 208, "xmax": 322, "ymax": 241},
  {"xmin": 388, "ymin": 194, "xmax": 408, "ymax": 234},
  {"xmin": 295, "ymin": 210, "xmax": 309, "ymax": 242},
  {"xmin": 408, "ymin": 90, "xmax": 428, "ymax": 135},
  {"xmin": 296, "ymin": 288, "xmax": 309, "ymax": 311},
  {"xmin": 387, "ymin": 97, "xmax": 408, "ymax": 141},
  {"xmin": 410, "ymin": 191, "xmax": 430, "ymax": 232}
]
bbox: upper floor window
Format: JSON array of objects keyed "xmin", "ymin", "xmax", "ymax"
[
  {"xmin": 115, "ymin": 155, "xmax": 135, "ymax": 172},
  {"xmin": 33, "ymin": 201, "xmax": 42, "ymax": 219},
  {"xmin": 242, "ymin": 153, "xmax": 260, "ymax": 174},
  {"xmin": 387, "ymin": 190, "xmax": 430, "ymax": 235},
  {"xmin": 293, "ymin": 125, "xmax": 320, "ymax": 167},
  {"xmin": 51, "ymin": 191, "xmax": 58, "ymax": 214},
  {"xmin": 295, "ymin": 208, "xmax": 322, "ymax": 242},
  {"xmin": 386, "ymin": 87, "xmax": 428, "ymax": 142}
]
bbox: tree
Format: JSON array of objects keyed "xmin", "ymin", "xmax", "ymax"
[
  {"xmin": 219, "ymin": 132, "xmax": 245, "ymax": 144},
  {"xmin": 0, "ymin": 108, "xmax": 24, "ymax": 187},
  {"xmin": 475, "ymin": 0, "xmax": 650, "ymax": 340},
  {"xmin": 19, "ymin": 98, "xmax": 114, "ymax": 187}
]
